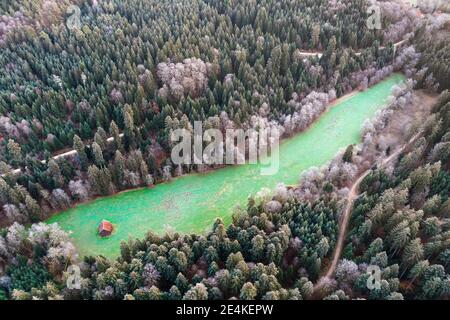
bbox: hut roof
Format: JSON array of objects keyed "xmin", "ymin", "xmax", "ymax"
[{"xmin": 98, "ymin": 220, "xmax": 113, "ymax": 233}]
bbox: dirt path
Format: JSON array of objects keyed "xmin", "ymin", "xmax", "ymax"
[
  {"xmin": 313, "ymin": 132, "xmax": 421, "ymax": 291},
  {"xmin": 2, "ymin": 133, "xmax": 125, "ymax": 177},
  {"xmin": 297, "ymin": 39, "xmax": 407, "ymax": 59}
]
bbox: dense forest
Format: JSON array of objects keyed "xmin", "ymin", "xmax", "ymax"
[
  {"xmin": 0, "ymin": 0, "xmax": 448, "ymax": 300},
  {"xmin": 0, "ymin": 0, "xmax": 408, "ymax": 226},
  {"xmin": 339, "ymin": 90, "xmax": 450, "ymax": 300}
]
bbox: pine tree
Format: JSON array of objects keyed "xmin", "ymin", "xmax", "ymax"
[
  {"xmin": 7, "ymin": 139, "xmax": 22, "ymax": 166},
  {"xmin": 402, "ymin": 238, "xmax": 424, "ymax": 268},
  {"xmin": 240, "ymin": 282, "xmax": 257, "ymax": 300},
  {"xmin": 92, "ymin": 142, "xmax": 105, "ymax": 167},
  {"xmin": 73, "ymin": 135, "xmax": 87, "ymax": 169},
  {"xmin": 110, "ymin": 120, "xmax": 122, "ymax": 151}
]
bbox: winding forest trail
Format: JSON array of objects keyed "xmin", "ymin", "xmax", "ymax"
[
  {"xmin": 297, "ymin": 39, "xmax": 407, "ymax": 59},
  {"xmin": 4, "ymin": 133, "xmax": 124, "ymax": 177},
  {"xmin": 313, "ymin": 131, "xmax": 421, "ymax": 292}
]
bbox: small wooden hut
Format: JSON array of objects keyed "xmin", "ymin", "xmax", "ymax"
[{"xmin": 98, "ymin": 220, "xmax": 113, "ymax": 237}]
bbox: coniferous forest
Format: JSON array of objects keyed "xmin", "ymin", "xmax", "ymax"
[{"xmin": 0, "ymin": 0, "xmax": 449, "ymax": 301}]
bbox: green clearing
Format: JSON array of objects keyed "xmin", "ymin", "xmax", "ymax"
[{"xmin": 47, "ymin": 74, "xmax": 405, "ymax": 258}]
